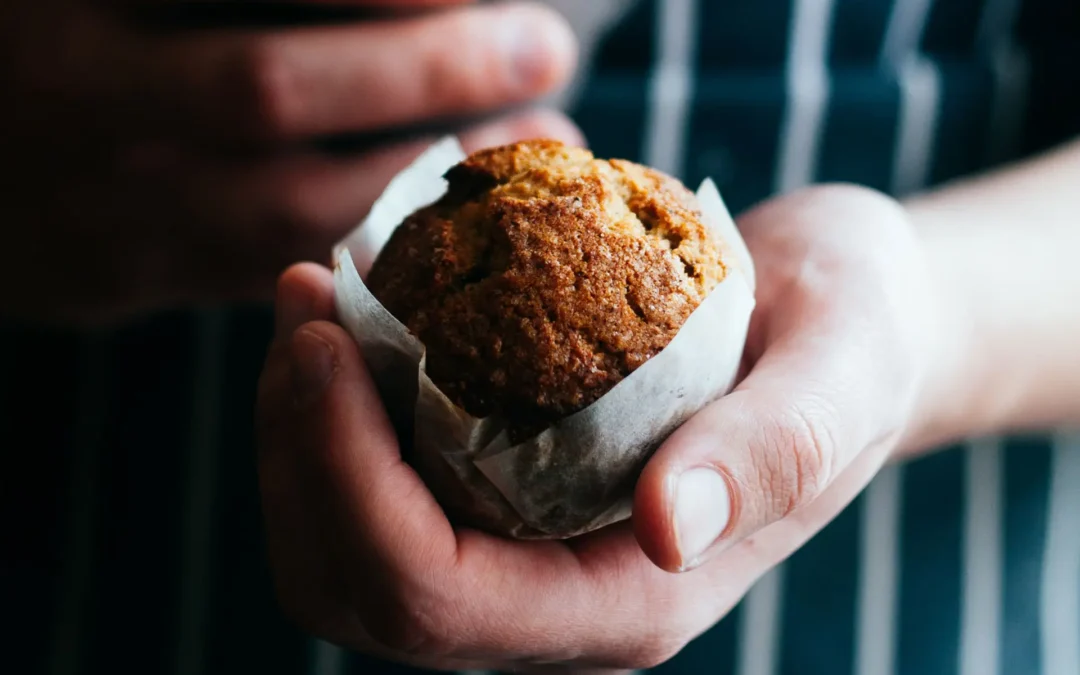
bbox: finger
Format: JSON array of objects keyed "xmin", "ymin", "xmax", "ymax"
[
  {"xmin": 129, "ymin": 108, "xmax": 581, "ymax": 306},
  {"xmin": 634, "ymin": 352, "xmax": 894, "ymax": 574},
  {"xmin": 113, "ymin": 0, "xmax": 478, "ymax": 36},
  {"xmin": 256, "ymin": 346, "xmax": 348, "ymax": 639},
  {"xmin": 115, "ymin": 0, "xmax": 472, "ymax": 7},
  {"xmin": 66, "ymin": 109, "xmax": 578, "ymax": 316},
  {"xmin": 194, "ymin": 107, "xmax": 582, "ymax": 245},
  {"xmin": 256, "ymin": 326, "xmax": 568, "ymax": 675},
  {"xmin": 633, "ymin": 212, "xmax": 920, "ymax": 573},
  {"xmin": 306, "ymin": 0, "xmax": 474, "ymax": 5},
  {"xmin": 113, "ymin": 2, "xmax": 577, "ymax": 144},
  {"xmin": 260, "ymin": 262, "xmax": 337, "ymax": 430},
  {"xmin": 279, "ymin": 321, "xmax": 462, "ymax": 598},
  {"xmin": 259, "ymin": 345, "xmax": 497, "ymax": 675},
  {"xmin": 258, "ymin": 264, "xmax": 336, "ymax": 444},
  {"xmin": 457, "ymin": 107, "xmax": 585, "ymax": 152},
  {"xmin": 275, "ymin": 263, "xmax": 337, "ymax": 338},
  {"xmin": 275, "ymin": 321, "xmax": 602, "ymax": 661},
  {"xmin": 270, "ymin": 321, "xmax": 720, "ymax": 666}
]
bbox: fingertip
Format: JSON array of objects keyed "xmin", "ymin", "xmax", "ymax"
[
  {"xmin": 520, "ymin": 108, "xmax": 587, "ymax": 148},
  {"xmin": 277, "ymin": 263, "xmax": 327, "ymax": 301},
  {"xmin": 290, "ymin": 320, "xmax": 390, "ymax": 437},
  {"xmin": 275, "ymin": 264, "xmax": 337, "ymax": 338},
  {"xmin": 458, "ymin": 107, "xmax": 585, "ymax": 153},
  {"xmin": 512, "ymin": 1, "xmax": 580, "ymax": 93},
  {"xmin": 634, "ymin": 410, "xmax": 740, "ymax": 574},
  {"xmin": 633, "ymin": 460, "xmax": 682, "ymax": 573}
]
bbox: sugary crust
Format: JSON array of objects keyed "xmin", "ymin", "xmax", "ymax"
[{"xmin": 367, "ymin": 140, "xmax": 729, "ymax": 441}]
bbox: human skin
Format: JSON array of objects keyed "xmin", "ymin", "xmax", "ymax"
[
  {"xmin": 0, "ymin": 0, "xmax": 581, "ymax": 324},
  {"xmin": 256, "ymin": 137, "xmax": 1080, "ymax": 672}
]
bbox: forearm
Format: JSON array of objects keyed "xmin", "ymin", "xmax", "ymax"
[{"xmin": 899, "ymin": 137, "xmax": 1080, "ymax": 456}]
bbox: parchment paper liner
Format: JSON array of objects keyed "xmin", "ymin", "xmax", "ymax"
[{"xmin": 333, "ymin": 137, "xmax": 756, "ymax": 539}]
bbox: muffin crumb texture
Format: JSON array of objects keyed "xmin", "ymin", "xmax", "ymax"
[{"xmin": 367, "ymin": 139, "xmax": 729, "ymax": 441}]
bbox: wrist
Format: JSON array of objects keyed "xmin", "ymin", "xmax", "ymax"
[{"xmin": 894, "ymin": 200, "xmax": 997, "ymax": 458}]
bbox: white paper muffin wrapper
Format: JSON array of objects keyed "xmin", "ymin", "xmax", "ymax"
[{"xmin": 332, "ymin": 137, "xmax": 756, "ymax": 539}]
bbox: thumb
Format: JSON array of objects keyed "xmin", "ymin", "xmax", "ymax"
[{"xmin": 632, "ymin": 310, "xmax": 911, "ymax": 573}]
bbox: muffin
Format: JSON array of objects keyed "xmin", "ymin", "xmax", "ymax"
[{"xmin": 366, "ymin": 140, "xmax": 730, "ymax": 443}]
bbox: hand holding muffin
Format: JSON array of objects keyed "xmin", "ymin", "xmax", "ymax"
[{"xmin": 256, "ymin": 139, "xmax": 943, "ymax": 669}]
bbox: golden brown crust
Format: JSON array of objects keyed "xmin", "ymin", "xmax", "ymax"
[{"xmin": 367, "ymin": 139, "xmax": 729, "ymax": 441}]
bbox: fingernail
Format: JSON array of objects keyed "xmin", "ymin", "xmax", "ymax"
[
  {"xmin": 673, "ymin": 468, "xmax": 732, "ymax": 571},
  {"xmin": 290, "ymin": 329, "xmax": 336, "ymax": 408},
  {"xmin": 504, "ymin": 10, "xmax": 576, "ymax": 92}
]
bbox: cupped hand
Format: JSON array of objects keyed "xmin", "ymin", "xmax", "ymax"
[
  {"xmin": 255, "ymin": 183, "xmax": 945, "ymax": 670},
  {"xmin": 0, "ymin": 0, "xmax": 578, "ymax": 323}
]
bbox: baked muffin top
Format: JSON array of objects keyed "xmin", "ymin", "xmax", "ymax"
[{"xmin": 367, "ymin": 139, "xmax": 729, "ymax": 442}]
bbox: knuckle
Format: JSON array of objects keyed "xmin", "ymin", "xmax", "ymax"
[
  {"xmin": 629, "ymin": 632, "xmax": 689, "ymax": 669},
  {"xmin": 233, "ymin": 41, "xmax": 302, "ymax": 139},
  {"xmin": 756, "ymin": 400, "xmax": 838, "ymax": 518},
  {"xmin": 359, "ymin": 580, "xmax": 458, "ymax": 657},
  {"xmin": 421, "ymin": 48, "xmax": 486, "ymax": 111}
]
